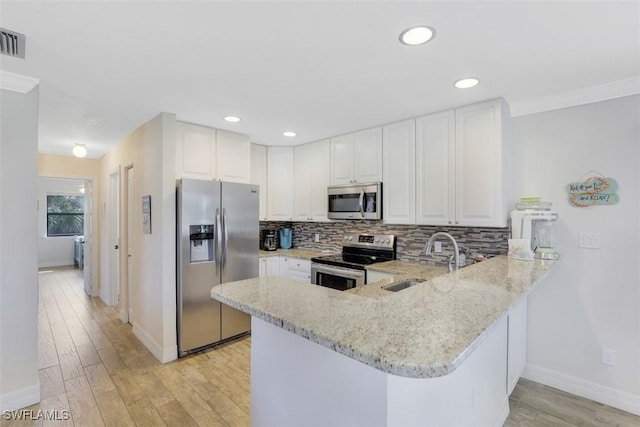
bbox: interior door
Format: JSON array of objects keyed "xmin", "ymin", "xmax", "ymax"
[
  {"xmin": 82, "ymin": 180, "xmax": 93, "ymax": 296},
  {"xmin": 126, "ymin": 166, "xmax": 135, "ymax": 324},
  {"xmin": 220, "ymin": 182, "xmax": 258, "ymax": 339},
  {"xmin": 108, "ymin": 169, "xmax": 120, "ymax": 306}
]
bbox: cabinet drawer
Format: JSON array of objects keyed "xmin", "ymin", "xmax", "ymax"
[{"xmin": 281, "ymin": 257, "xmax": 311, "ymax": 273}]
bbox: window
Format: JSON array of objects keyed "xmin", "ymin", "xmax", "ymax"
[{"xmin": 47, "ymin": 195, "xmax": 84, "ymax": 237}]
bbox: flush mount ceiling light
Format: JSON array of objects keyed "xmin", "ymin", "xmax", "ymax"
[
  {"xmin": 224, "ymin": 115, "xmax": 241, "ymax": 123},
  {"xmin": 399, "ymin": 26, "xmax": 435, "ymax": 45},
  {"xmin": 454, "ymin": 77, "xmax": 480, "ymax": 89},
  {"xmin": 283, "ymin": 131, "xmax": 297, "ymax": 137},
  {"xmin": 72, "ymin": 143, "xmax": 87, "ymax": 158}
]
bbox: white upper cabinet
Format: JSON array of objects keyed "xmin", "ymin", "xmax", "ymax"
[
  {"xmin": 176, "ymin": 122, "xmax": 250, "ymax": 183},
  {"xmin": 216, "ymin": 129, "xmax": 251, "ymax": 183},
  {"xmin": 353, "ymin": 127, "xmax": 383, "ymax": 183},
  {"xmin": 267, "ymin": 146, "xmax": 294, "ymax": 221},
  {"xmin": 383, "ymin": 120, "xmax": 416, "ymax": 224},
  {"xmin": 330, "ymin": 127, "xmax": 382, "ymax": 185},
  {"xmin": 250, "ymin": 144, "xmax": 268, "ymax": 221},
  {"xmin": 176, "ymin": 122, "xmax": 215, "ymax": 180},
  {"xmin": 454, "ymin": 99, "xmax": 509, "ymax": 227},
  {"xmin": 414, "ymin": 99, "xmax": 510, "ymax": 227},
  {"xmin": 415, "ymin": 110, "xmax": 456, "ymax": 225},
  {"xmin": 294, "ymin": 139, "xmax": 330, "ymax": 222}
]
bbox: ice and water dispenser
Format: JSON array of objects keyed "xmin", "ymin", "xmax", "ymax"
[{"xmin": 189, "ymin": 224, "xmax": 214, "ymax": 262}]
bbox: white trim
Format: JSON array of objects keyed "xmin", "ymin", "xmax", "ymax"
[
  {"xmin": 131, "ymin": 322, "xmax": 177, "ymax": 364},
  {"xmin": 0, "ymin": 71, "xmax": 39, "ymax": 93},
  {"xmin": 522, "ymin": 363, "xmax": 640, "ymax": 416},
  {"xmin": 0, "ymin": 383, "xmax": 40, "ymax": 413},
  {"xmin": 510, "ymin": 76, "xmax": 640, "ymax": 117}
]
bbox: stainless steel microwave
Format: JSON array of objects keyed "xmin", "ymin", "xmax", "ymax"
[{"xmin": 327, "ymin": 182, "xmax": 382, "ymax": 220}]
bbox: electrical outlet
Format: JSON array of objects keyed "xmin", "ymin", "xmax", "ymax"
[
  {"xmin": 579, "ymin": 232, "xmax": 600, "ymax": 249},
  {"xmin": 314, "ymin": 233, "xmax": 320, "ymax": 243},
  {"xmin": 434, "ymin": 241, "xmax": 442, "ymax": 253},
  {"xmin": 602, "ymin": 347, "xmax": 616, "ymax": 366}
]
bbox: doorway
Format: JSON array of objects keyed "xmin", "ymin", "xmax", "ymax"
[
  {"xmin": 107, "ymin": 168, "xmax": 120, "ymax": 307},
  {"xmin": 122, "ymin": 165, "xmax": 136, "ymax": 324},
  {"xmin": 37, "ymin": 176, "xmax": 95, "ymax": 295}
]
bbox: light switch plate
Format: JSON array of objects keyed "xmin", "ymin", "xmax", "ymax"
[
  {"xmin": 434, "ymin": 241, "xmax": 442, "ymax": 253},
  {"xmin": 579, "ymin": 232, "xmax": 600, "ymax": 249}
]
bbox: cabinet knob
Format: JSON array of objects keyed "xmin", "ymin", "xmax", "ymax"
[
  {"xmin": 455, "ymin": 221, "xmax": 459, "ymax": 225},
  {"xmin": 448, "ymin": 221, "xmax": 452, "ymax": 225}
]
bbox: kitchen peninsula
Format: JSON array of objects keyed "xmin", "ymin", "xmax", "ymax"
[{"xmin": 212, "ymin": 256, "xmax": 556, "ymax": 426}]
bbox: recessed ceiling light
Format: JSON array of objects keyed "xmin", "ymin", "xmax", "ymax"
[
  {"xmin": 454, "ymin": 77, "xmax": 480, "ymax": 89},
  {"xmin": 72, "ymin": 144, "xmax": 87, "ymax": 158},
  {"xmin": 399, "ymin": 26, "xmax": 435, "ymax": 45},
  {"xmin": 283, "ymin": 131, "xmax": 297, "ymax": 137},
  {"xmin": 224, "ymin": 115, "xmax": 241, "ymax": 123}
]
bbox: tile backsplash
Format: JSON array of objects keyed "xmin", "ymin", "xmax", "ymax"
[{"xmin": 260, "ymin": 221, "xmax": 509, "ymax": 264}]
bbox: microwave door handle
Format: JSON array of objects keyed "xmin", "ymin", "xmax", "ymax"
[{"xmin": 359, "ymin": 189, "xmax": 365, "ymax": 218}]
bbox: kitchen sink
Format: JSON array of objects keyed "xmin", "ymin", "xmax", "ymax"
[{"xmin": 382, "ymin": 280, "xmax": 421, "ymax": 292}]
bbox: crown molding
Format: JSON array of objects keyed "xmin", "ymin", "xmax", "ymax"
[
  {"xmin": 510, "ymin": 76, "xmax": 640, "ymax": 117},
  {"xmin": 0, "ymin": 71, "xmax": 39, "ymax": 93}
]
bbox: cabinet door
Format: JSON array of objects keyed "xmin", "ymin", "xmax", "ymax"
[
  {"xmin": 455, "ymin": 99, "xmax": 507, "ymax": 227},
  {"xmin": 267, "ymin": 147, "xmax": 294, "ymax": 221},
  {"xmin": 176, "ymin": 122, "xmax": 215, "ymax": 180},
  {"xmin": 330, "ymin": 133, "xmax": 355, "ymax": 185},
  {"xmin": 354, "ymin": 127, "xmax": 383, "ymax": 183},
  {"xmin": 383, "ymin": 120, "xmax": 416, "ymax": 224},
  {"xmin": 416, "ymin": 111, "xmax": 456, "ymax": 225},
  {"xmin": 216, "ymin": 130, "xmax": 250, "ymax": 183},
  {"xmin": 250, "ymin": 144, "xmax": 268, "ymax": 221},
  {"xmin": 311, "ymin": 139, "xmax": 331, "ymax": 221},
  {"xmin": 294, "ymin": 143, "xmax": 313, "ymax": 221},
  {"xmin": 265, "ymin": 257, "xmax": 280, "ymax": 276},
  {"xmin": 259, "ymin": 258, "xmax": 267, "ymax": 277}
]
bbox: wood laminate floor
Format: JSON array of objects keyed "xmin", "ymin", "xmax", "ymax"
[{"xmin": 2, "ymin": 267, "xmax": 638, "ymax": 426}]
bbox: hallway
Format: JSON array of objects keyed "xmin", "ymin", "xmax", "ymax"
[{"xmin": 2, "ymin": 267, "xmax": 638, "ymax": 426}]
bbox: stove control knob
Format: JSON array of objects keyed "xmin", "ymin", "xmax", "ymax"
[
  {"xmin": 343, "ymin": 236, "xmax": 348, "ymax": 240},
  {"xmin": 348, "ymin": 236, "xmax": 353, "ymax": 241},
  {"xmin": 384, "ymin": 239, "xmax": 390, "ymax": 243}
]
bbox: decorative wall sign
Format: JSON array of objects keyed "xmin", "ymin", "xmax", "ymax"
[
  {"xmin": 567, "ymin": 172, "xmax": 619, "ymax": 207},
  {"xmin": 142, "ymin": 195, "xmax": 152, "ymax": 234}
]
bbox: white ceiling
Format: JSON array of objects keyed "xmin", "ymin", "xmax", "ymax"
[{"xmin": 1, "ymin": 1, "xmax": 639, "ymax": 159}]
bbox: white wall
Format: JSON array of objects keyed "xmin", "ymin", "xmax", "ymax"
[
  {"xmin": 512, "ymin": 95, "xmax": 640, "ymax": 413},
  {"xmin": 0, "ymin": 88, "xmax": 40, "ymax": 411},
  {"xmin": 37, "ymin": 178, "xmax": 85, "ymax": 268},
  {"xmin": 99, "ymin": 112, "xmax": 177, "ymax": 363}
]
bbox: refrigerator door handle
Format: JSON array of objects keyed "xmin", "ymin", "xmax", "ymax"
[
  {"xmin": 223, "ymin": 208, "xmax": 229, "ymax": 268},
  {"xmin": 215, "ymin": 208, "xmax": 222, "ymax": 266}
]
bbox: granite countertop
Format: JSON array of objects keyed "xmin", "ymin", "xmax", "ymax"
[
  {"xmin": 212, "ymin": 256, "xmax": 556, "ymax": 379},
  {"xmin": 349, "ymin": 261, "xmax": 449, "ymax": 298},
  {"xmin": 259, "ymin": 248, "xmax": 332, "ymax": 259}
]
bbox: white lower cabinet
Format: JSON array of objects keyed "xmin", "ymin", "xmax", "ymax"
[
  {"xmin": 366, "ymin": 270, "xmax": 395, "ymax": 284},
  {"xmin": 280, "ymin": 257, "xmax": 311, "ymax": 283},
  {"xmin": 259, "ymin": 257, "xmax": 281, "ymax": 277},
  {"xmin": 260, "ymin": 256, "xmax": 311, "ymax": 283}
]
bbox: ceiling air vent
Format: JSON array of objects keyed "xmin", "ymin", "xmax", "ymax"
[{"xmin": 0, "ymin": 28, "xmax": 26, "ymax": 59}]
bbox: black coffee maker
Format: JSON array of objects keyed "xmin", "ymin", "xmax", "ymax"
[{"xmin": 260, "ymin": 229, "xmax": 277, "ymax": 251}]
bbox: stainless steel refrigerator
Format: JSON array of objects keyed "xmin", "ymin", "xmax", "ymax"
[{"xmin": 177, "ymin": 178, "xmax": 259, "ymax": 357}]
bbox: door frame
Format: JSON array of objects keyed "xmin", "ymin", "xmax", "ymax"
[
  {"xmin": 106, "ymin": 167, "xmax": 121, "ymax": 307},
  {"xmin": 120, "ymin": 164, "xmax": 135, "ymax": 324}
]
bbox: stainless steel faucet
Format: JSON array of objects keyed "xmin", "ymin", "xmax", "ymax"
[{"xmin": 424, "ymin": 232, "xmax": 460, "ymax": 272}]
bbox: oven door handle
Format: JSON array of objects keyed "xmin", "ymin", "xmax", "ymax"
[
  {"xmin": 359, "ymin": 189, "xmax": 365, "ymax": 218},
  {"xmin": 312, "ymin": 263, "xmax": 365, "ymax": 280}
]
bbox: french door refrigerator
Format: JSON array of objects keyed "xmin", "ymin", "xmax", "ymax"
[{"xmin": 177, "ymin": 178, "xmax": 259, "ymax": 357}]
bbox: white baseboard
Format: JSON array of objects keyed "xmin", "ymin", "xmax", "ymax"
[
  {"xmin": 0, "ymin": 383, "xmax": 40, "ymax": 413},
  {"xmin": 131, "ymin": 322, "xmax": 177, "ymax": 364},
  {"xmin": 522, "ymin": 363, "xmax": 640, "ymax": 416},
  {"xmin": 38, "ymin": 261, "xmax": 74, "ymax": 268}
]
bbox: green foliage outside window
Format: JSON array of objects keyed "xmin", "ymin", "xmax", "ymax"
[{"xmin": 47, "ymin": 195, "xmax": 84, "ymax": 237}]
